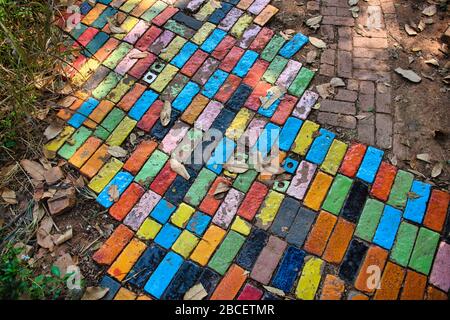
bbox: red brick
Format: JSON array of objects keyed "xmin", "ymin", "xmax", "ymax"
[
  {"xmin": 117, "ymin": 83, "xmax": 146, "ymax": 111},
  {"xmin": 339, "ymin": 143, "xmax": 367, "ymax": 177},
  {"xmin": 211, "ymin": 264, "xmax": 248, "ymax": 300},
  {"xmin": 353, "ymin": 36, "xmax": 388, "ymax": 49},
  {"xmin": 137, "ymin": 100, "xmax": 164, "ymax": 132},
  {"xmin": 270, "ymin": 95, "xmax": 298, "ymax": 125},
  {"xmin": 244, "ymin": 81, "xmax": 271, "ymax": 111},
  {"xmin": 109, "ymin": 183, "xmax": 145, "ymax": 221},
  {"xmin": 92, "ymin": 224, "xmax": 134, "ymax": 265},
  {"xmin": 249, "ymin": 27, "xmax": 274, "ymax": 52},
  {"xmin": 304, "ymin": 211, "xmax": 338, "ymax": 256},
  {"xmin": 212, "ymin": 35, "xmax": 236, "ymax": 60},
  {"xmin": 400, "ymin": 270, "xmax": 427, "ymax": 300},
  {"xmin": 149, "ymin": 161, "xmax": 177, "ymax": 195},
  {"xmin": 214, "ymin": 74, "xmax": 241, "ymax": 103},
  {"xmin": 237, "ymin": 181, "xmax": 269, "ymax": 221},
  {"xmin": 76, "ymin": 27, "xmax": 99, "ymax": 47},
  {"xmin": 374, "ymin": 262, "xmax": 405, "ymax": 300},
  {"xmin": 123, "ymin": 140, "xmax": 158, "ymax": 175},
  {"xmin": 135, "ymin": 26, "xmax": 163, "ymax": 52},
  {"xmin": 151, "ymin": 7, "xmax": 179, "ymax": 26},
  {"xmin": 181, "ymin": 49, "xmax": 209, "ymax": 77},
  {"xmin": 337, "ymin": 50, "xmax": 352, "ymax": 78},
  {"xmin": 128, "ymin": 52, "xmax": 157, "ymax": 79},
  {"xmin": 370, "ymin": 161, "xmax": 397, "ymax": 202},
  {"xmin": 199, "ymin": 177, "xmax": 233, "ymax": 215},
  {"xmin": 242, "ymin": 59, "xmax": 270, "ymax": 88},
  {"xmin": 219, "ymin": 46, "xmax": 245, "ymax": 73},
  {"xmin": 423, "ymin": 190, "xmax": 450, "ymax": 232}
]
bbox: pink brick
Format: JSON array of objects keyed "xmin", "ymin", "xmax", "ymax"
[
  {"xmin": 287, "ymin": 161, "xmax": 317, "ymax": 200},
  {"xmin": 219, "ymin": 7, "xmax": 243, "ymax": 32},
  {"xmin": 212, "ymin": 36, "xmax": 237, "ymax": 61},
  {"xmin": 114, "ymin": 48, "xmax": 141, "ymax": 75},
  {"xmin": 124, "ymin": 20, "xmax": 150, "ymax": 44},
  {"xmin": 251, "ymin": 236, "xmax": 287, "ymax": 285},
  {"xmin": 237, "ymin": 24, "xmax": 262, "ymax": 49},
  {"xmin": 276, "ymin": 60, "xmax": 302, "ymax": 88},
  {"xmin": 292, "ymin": 90, "xmax": 319, "ymax": 119},
  {"xmin": 237, "ymin": 283, "xmax": 263, "ymax": 300},
  {"xmin": 152, "ymin": 7, "xmax": 179, "ymax": 26},
  {"xmin": 181, "ymin": 50, "xmax": 209, "ymax": 77},
  {"xmin": 249, "ymin": 27, "xmax": 274, "ymax": 52},
  {"xmin": 238, "ymin": 117, "xmax": 267, "ymax": 148},
  {"xmin": 212, "ymin": 189, "xmax": 245, "ymax": 229},
  {"xmin": 219, "ymin": 46, "xmax": 245, "ymax": 72},
  {"xmin": 123, "ymin": 190, "xmax": 161, "ymax": 231},
  {"xmin": 194, "ymin": 100, "xmax": 223, "ymax": 131},
  {"xmin": 430, "ymin": 242, "xmax": 450, "ymax": 293},
  {"xmin": 159, "ymin": 121, "xmax": 190, "ymax": 154}
]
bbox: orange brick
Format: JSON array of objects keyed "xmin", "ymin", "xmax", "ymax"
[
  {"xmin": 348, "ymin": 291, "xmax": 369, "ymax": 300},
  {"xmin": 83, "ymin": 100, "xmax": 115, "ymax": 129},
  {"xmin": 92, "ymin": 224, "xmax": 134, "ymax": 265},
  {"xmin": 323, "ymin": 218, "xmax": 355, "ymax": 264},
  {"xmin": 107, "ymin": 238, "xmax": 146, "ymax": 281},
  {"xmin": 425, "ymin": 286, "xmax": 448, "ymax": 300},
  {"xmin": 181, "ymin": 94, "xmax": 209, "ymax": 124},
  {"xmin": 109, "ymin": 182, "xmax": 145, "ymax": 221},
  {"xmin": 80, "ymin": 143, "xmax": 110, "ymax": 178},
  {"xmin": 69, "ymin": 136, "xmax": 102, "ymax": 168},
  {"xmin": 400, "ymin": 270, "xmax": 427, "ymax": 300},
  {"xmin": 370, "ymin": 161, "xmax": 397, "ymax": 202},
  {"xmin": 320, "ymin": 274, "xmax": 345, "ymax": 300},
  {"xmin": 117, "ymin": 83, "xmax": 146, "ymax": 111},
  {"xmin": 199, "ymin": 176, "xmax": 233, "ymax": 215},
  {"xmin": 211, "ymin": 264, "xmax": 248, "ymax": 300},
  {"xmin": 339, "ymin": 143, "xmax": 367, "ymax": 178},
  {"xmin": 190, "ymin": 225, "xmax": 226, "ymax": 266},
  {"xmin": 423, "ymin": 189, "xmax": 450, "ymax": 232},
  {"xmin": 303, "ymin": 171, "xmax": 333, "ymax": 211},
  {"xmin": 123, "ymin": 140, "xmax": 158, "ymax": 175},
  {"xmin": 374, "ymin": 262, "xmax": 405, "ymax": 300},
  {"xmin": 94, "ymin": 38, "xmax": 120, "ymax": 62},
  {"xmin": 57, "ymin": 98, "xmax": 83, "ymax": 121},
  {"xmin": 304, "ymin": 211, "xmax": 337, "ymax": 256},
  {"xmin": 114, "ymin": 287, "xmax": 137, "ymax": 300},
  {"xmin": 136, "ymin": 294, "xmax": 152, "ymax": 300},
  {"xmin": 354, "ymin": 245, "xmax": 388, "ymax": 293}
]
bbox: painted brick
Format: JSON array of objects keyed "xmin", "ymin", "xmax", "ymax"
[
  {"xmin": 118, "ymin": 83, "xmax": 146, "ymax": 111},
  {"xmin": 323, "ymin": 218, "xmax": 355, "ymax": 264},
  {"xmin": 409, "ymin": 227, "xmax": 440, "ymax": 275},
  {"xmin": 271, "ymin": 95, "xmax": 298, "ymax": 126},
  {"xmin": 80, "ymin": 144, "xmax": 109, "ymax": 179},
  {"xmin": 295, "ymin": 257, "xmax": 323, "ymax": 300},
  {"xmin": 150, "ymin": 64, "xmax": 179, "ymax": 92},
  {"xmin": 244, "ymin": 81, "xmax": 271, "ymax": 111},
  {"xmin": 322, "ymin": 174, "xmax": 353, "ymax": 215},
  {"xmin": 251, "ymin": 235, "xmax": 287, "ymax": 285},
  {"xmin": 208, "ymin": 230, "xmax": 246, "ymax": 275},
  {"xmin": 206, "ymin": 137, "xmax": 236, "ymax": 174},
  {"xmin": 374, "ymin": 262, "xmax": 405, "ymax": 300},
  {"xmin": 339, "ymin": 143, "xmax": 367, "ymax": 177},
  {"xmin": 249, "ymin": 27, "xmax": 274, "ymax": 52},
  {"xmin": 149, "ymin": 161, "xmax": 178, "ymax": 195},
  {"xmin": 198, "ymin": 176, "xmax": 232, "ymax": 215},
  {"xmin": 172, "ymin": 230, "xmax": 200, "ymax": 258},
  {"xmin": 235, "ymin": 181, "xmax": 267, "ymax": 221},
  {"xmin": 248, "ymin": 0, "xmax": 270, "ymax": 15},
  {"xmin": 183, "ymin": 168, "xmax": 216, "ymax": 207},
  {"xmin": 187, "ymin": 211, "xmax": 212, "ymax": 236},
  {"xmin": 237, "ymin": 283, "xmax": 263, "ymax": 300},
  {"xmin": 191, "ymin": 225, "xmax": 226, "ymax": 266},
  {"xmin": 430, "ymin": 241, "xmax": 450, "ymax": 292},
  {"xmin": 306, "ymin": 129, "xmax": 336, "ymax": 165},
  {"xmin": 401, "ymin": 270, "xmax": 427, "ymax": 300},
  {"xmin": 134, "ymin": 149, "xmax": 168, "ymax": 187},
  {"xmin": 103, "ymin": 42, "xmax": 133, "ymax": 69},
  {"xmin": 276, "ymin": 60, "xmax": 302, "ymax": 89},
  {"xmin": 390, "ymin": 221, "xmax": 418, "ymax": 267},
  {"xmin": 93, "ymin": 224, "xmax": 134, "ymax": 265},
  {"xmin": 232, "ymin": 50, "xmax": 259, "ymax": 78},
  {"xmin": 285, "ymin": 207, "xmax": 317, "ymax": 247},
  {"xmin": 303, "ymin": 171, "xmax": 333, "ymax": 211},
  {"xmin": 355, "ymin": 146, "xmax": 384, "ymax": 184},
  {"xmin": 270, "ymin": 197, "xmax": 300, "ymax": 238},
  {"xmin": 271, "ymin": 246, "xmax": 305, "ymax": 292},
  {"xmin": 255, "ymin": 190, "xmax": 284, "ymax": 230},
  {"xmin": 424, "ymin": 190, "xmax": 450, "ymax": 232},
  {"xmin": 107, "ymin": 238, "xmax": 146, "ymax": 281},
  {"xmin": 88, "ymin": 158, "xmax": 123, "ymax": 194},
  {"xmin": 354, "ymin": 198, "xmax": 384, "ymax": 242},
  {"xmin": 230, "ymin": 14, "xmax": 253, "ymax": 38},
  {"xmin": 320, "ymin": 274, "xmax": 345, "ymax": 300},
  {"xmin": 211, "ymin": 264, "xmax": 247, "ymax": 300},
  {"xmin": 341, "ymin": 180, "xmax": 369, "ymax": 223},
  {"xmin": 373, "ymin": 205, "xmax": 402, "ymax": 250},
  {"xmin": 403, "ymin": 180, "xmax": 432, "ymax": 224},
  {"xmin": 262, "ymin": 56, "xmax": 288, "ymax": 84},
  {"xmin": 123, "ymin": 140, "xmax": 158, "ymax": 175},
  {"xmin": 242, "ymin": 60, "xmax": 269, "ymax": 89},
  {"xmin": 162, "ymin": 260, "xmax": 203, "ymax": 299},
  {"xmin": 286, "ymin": 161, "xmax": 317, "ymax": 200},
  {"xmin": 260, "ymin": 34, "xmax": 286, "ymax": 62},
  {"xmin": 136, "ymin": 218, "xmax": 162, "ymax": 240},
  {"xmin": 230, "ymin": 216, "xmax": 252, "ymax": 236},
  {"xmin": 279, "ymin": 33, "xmax": 308, "ymax": 59},
  {"xmin": 181, "ymin": 50, "xmax": 209, "ymax": 77},
  {"xmin": 127, "ymin": 244, "xmax": 166, "ymax": 288},
  {"xmin": 339, "ymin": 239, "xmax": 369, "ymax": 283},
  {"xmin": 152, "ymin": 6, "xmax": 179, "ymax": 26},
  {"xmin": 141, "ymin": 1, "xmax": 167, "ymax": 22},
  {"xmin": 99, "ymin": 275, "xmax": 121, "ymax": 300},
  {"xmin": 68, "ymin": 137, "xmax": 102, "ymax": 168},
  {"xmin": 154, "ymin": 223, "xmax": 182, "ymax": 249},
  {"xmin": 191, "ymin": 22, "xmax": 216, "ymax": 45},
  {"xmin": 137, "ymin": 100, "xmax": 164, "ymax": 132},
  {"xmin": 113, "ymin": 288, "xmax": 137, "ymax": 300},
  {"xmin": 211, "ymin": 35, "xmax": 236, "ymax": 61},
  {"xmin": 201, "ymin": 69, "xmax": 229, "ymax": 98},
  {"xmin": 149, "ymin": 29, "xmax": 175, "ymax": 55},
  {"xmin": 291, "ymin": 120, "xmax": 319, "ymax": 156},
  {"xmin": 124, "ymin": 189, "xmax": 161, "ymax": 231},
  {"xmin": 213, "ymin": 188, "xmax": 245, "ymax": 229},
  {"xmin": 236, "ymin": 228, "xmax": 268, "ymax": 270},
  {"xmin": 150, "ymin": 198, "xmax": 176, "ymax": 224},
  {"xmin": 370, "ymin": 161, "xmax": 397, "ymax": 201},
  {"xmin": 226, "ymin": 83, "xmax": 254, "ymax": 112},
  {"xmin": 97, "ymin": 171, "xmax": 134, "ymax": 208},
  {"xmin": 218, "ymin": 7, "xmax": 243, "ymax": 31},
  {"xmin": 289, "ymin": 67, "xmax": 315, "ymax": 97},
  {"xmin": 304, "ymin": 211, "xmax": 337, "ymax": 256},
  {"xmin": 201, "ymin": 28, "xmax": 227, "ymax": 53}
]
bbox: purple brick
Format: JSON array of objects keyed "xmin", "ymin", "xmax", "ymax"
[
  {"xmin": 248, "ymin": 0, "xmax": 271, "ymax": 15},
  {"xmin": 292, "ymin": 90, "xmax": 319, "ymax": 120},
  {"xmin": 195, "ymin": 100, "xmax": 224, "ymax": 131},
  {"xmin": 218, "ymin": 7, "xmax": 244, "ymax": 32},
  {"xmin": 287, "ymin": 161, "xmax": 317, "ymax": 200},
  {"xmin": 250, "ymin": 235, "xmax": 287, "ymax": 285},
  {"xmin": 124, "ymin": 190, "xmax": 161, "ymax": 231},
  {"xmin": 212, "ymin": 188, "xmax": 245, "ymax": 229},
  {"xmin": 149, "ymin": 30, "xmax": 175, "ymax": 55},
  {"xmin": 124, "ymin": 20, "xmax": 150, "ymax": 44},
  {"xmin": 237, "ymin": 24, "xmax": 262, "ymax": 49},
  {"xmin": 430, "ymin": 242, "xmax": 450, "ymax": 292},
  {"xmin": 192, "ymin": 57, "xmax": 220, "ymax": 85},
  {"xmin": 276, "ymin": 60, "xmax": 302, "ymax": 89}
]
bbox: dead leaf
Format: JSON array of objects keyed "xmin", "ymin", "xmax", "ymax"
[
  {"xmin": 53, "ymin": 253, "xmax": 75, "ymax": 277},
  {"xmin": 405, "ymin": 24, "xmax": 417, "ymax": 36},
  {"xmin": 170, "ymin": 158, "xmax": 190, "ymax": 180},
  {"xmin": 330, "ymin": 77, "xmax": 345, "ymax": 87},
  {"xmin": 395, "ymin": 68, "xmax": 422, "ymax": 83},
  {"xmin": 108, "ymin": 184, "xmax": 120, "ymax": 202},
  {"xmin": 223, "ymin": 162, "xmax": 249, "ymax": 174},
  {"xmin": 424, "ymin": 58, "xmax": 439, "ymax": 67},
  {"xmin": 260, "ymin": 86, "xmax": 286, "ymax": 109},
  {"xmin": 309, "ymin": 37, "xmax": 327, "ymax": 49},
  {"xmin": 213, "ymin": 182, "xmax": 231, "ymax": 196},
  {"xmin": 160, "ymin": 101, "xmax": 172, "ymax": 127},
  {"xmin": 184, "ymin": 283, "xmax": 208, "ymax": 300},
  {"xmin": 82, "ymin": 287, "xmax": 109, "ymax": 300},
  {"xmin": 418, "ymin": 20, "xmax": 426, "ymax": 32},
  {"xmin": 316, "ymin": 83, "xmax": 334, "ymax": 99},
  {"xmin": 306, "ymin": 50, "xmax": 317, "ymax": 64},
  {"xmin": 1, "ymin": 188, "xmax": 17, "ymax": 204},
  {"xmin": 44, "ymin": 166, "xmax": 64, "ymax": 185},
  {"xmin": 407, "ymin": 191, "xmax": 420, "ymax": 200},
  {"xmin": 54, "ymin": 228, "xmax": 73, "ymax": 246},
  {"xmin": 32, "ymin": 204, "xmax": 45, "ymax": 224},
  {"xmin": 348, "ymin": 0, "xmax": 359, "ymax": 6},
  {"xmin": 431, "ymin": 162, "xmax": 443, "ymax": 178},
  {"xmin": 37, "ymin": 216, "xmax": 54, "ymax": 250},
  {"xmin": 129, "ymin": 51, "xmax": 149, "ymax": 59},
  {"xmin": 108, "ymin": 146, "xmax": 128, "ymax": 158},
  {"xmin": 349, "ymin": 6, "xmax": 359, "ymax": 18},
  {"xmin": 263, "ymin": 285, "xmax": 286, "ymax": 297},
  {"xmin": 416, "ymin": 153, "xmax": 432, "ymax": 163},
  {"xmin": 422, "ymin": 5, "xmax": 436, "ymax": 17},
  {"xmin": 20, "ymin": 159, "xmax": 46, "ymax": 181},
  {"xmin": 107, "ymin": 18, "xmax": 125, "ymax": 34},
  {"xmin": 306, "ymin": 16, "xmax": 322, "ymax": 29},
  {"xmin": 43, "ymin": 123, "xmax": 63, "ymax": 141}
]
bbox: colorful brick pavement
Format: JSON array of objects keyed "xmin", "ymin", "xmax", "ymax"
[{"xmin": 48, "ymin": 0, "xmax": 450, "ymax": 300}]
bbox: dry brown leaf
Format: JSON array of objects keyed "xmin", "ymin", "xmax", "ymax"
[
  {"xmin": 170, "ymin": 158, "xmax": 190, "ymax": 180},
  {"xmin": 405, "ymin": 24, "xmax": 417, "ymax": 36},
  {"xmin": 422, "ymin": 5, "xmax": 436, "ymax": 17},
  {"xmin": 184, "ymin": 283, "xmax": 208, "ymax": 300},
  {"xmin": 431, "ymin": 162, "xmax": 443, "ymax": 178},
  {"xmin": 160, "ymin": 101, "xmax": 172, "ymax": 127},
  {"xmin": 108, "ymin": 185, "xmax": 120, "ymax": 202},
  {"xmin": 129, "ymin": 51, "xmax": 149, "ymax": 59},
  {"xmin": 1, "ymin": 188, "xmax": 17, "ymax": 204},
  {"xmin": 54, "ymin": 228, "xmax": 73, "ymax": 246},
  {"xmin": 223, "ymin": 162, "xmax": 249, "ymax": 174},
  {"xmin": 37, "ymin": 216, "xmax": 55, "ymax": 249},
  {"xmin": 82, "ymin": 287, "xmax": 109, "ymax": 300},
  {"xmin": 260, "ymin": 86, "xmax": 286, "ymax": 109},
  {"xmin": 416, "ymin": 153, "xmax": 432, "ymax": 163},
  {"xmin": 263, "ymin": 285, "xmax": 286, "ymax": 297},
  {"xmin": 107, "ymin": 18, "xmax": 125, "ymax": 34},
  {"xmin": 213, "ymin": 182, "xmax": 231, "ymax": 196},
  {"xmin": 309, "ymin": 37, "xmax": 327, "ymax": 49},
  {"xmin": 108, "ymin": 146, "xmax": 128, "ymax": 158},
  {"xmin": 20, "ymin": 159, "xmax": 46, "ymax": 181},
  {"xmin": 306, "ymin": 50, "xmax": 317, "ymax": 64},
  {"xmin": 44, "ymin": 123, "xmax": 63, "ymax": 141},
  {"xmin": 306, "ymin": 16, "xmax": 322, "ymax": 28},
  {"xmin": 424, "ymin": 58, "xmax": 439, "ymax": 67},
  {"xmin": 330, "ymin": 77, "xmax": 345, "ymax": 87},
  {"xmin": 395, "ymin": 68, "xmax": 422, "ymax": 83}
]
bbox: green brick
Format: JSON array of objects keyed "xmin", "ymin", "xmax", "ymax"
[
  {"xmin": 184, "ymin": 168, "xmax": 217, "ymax": 207},
  {"xmin": 273, "ymin": 180, "xmax": 290, "ymax": 193},
  {"xmin": 230, "ymin": 14, "xmax": 253, "ymax": 39},
  {"xmin": 288, "ymin": 67, "xmax": 315, "ymax": 97},
  {"xmin": 208, "ymin": 230, "xmax": 245, "ymax": 275},
  {"xmin": 106, "ymin": 75, "xmax": 135, "ymax": 103},
  {"xmin": 102, "ymin": 42, "xmax": 133, "ymax": 69},
  {"xmin": 141, "ymin": 1, "xmax": 167, "ymax": 22},
  {"xmin": 321, "ymin": 174, "xmax": 353, "ymax": 215},
  {"xmin": 408, "ymin": 227, "xmax": 440, "ymax": 275},
  {"xmin": 159, "ymin": 36, "xmax": 187, "ymax": 62},
  {"xmin": 354, "ymin": 199, "xmax": 384, "ymax": 242},
  {"xmin": 164, "ymin": 20, "xmax": 194, "ymax": 39},
  {"xmin": 150, "ymin": 64, "xmax": 179, "ymax": 92},
  {"xmin": 57, "ymin": 126, "xmax": 92, "ymax": 160},
  {"xmin": 106, "ymin": 116, "xmax": 136, "ymax": 146},
  {"xmin": 262, "ymin": 56, "xmax": 288, "ymax": 84},
  {"xmin": 387, "ymin": 170, "xmax": 414, "ymax": 209},
  {"xmin": 92, "ymin": 72, "xmax": 122, "ymax": 100},
  {"xmin": 120, "ymin": 0, "xmax": 141, "ymax": 13},
  {"xmin": 260, "ymin": 35, "xmax": 286, "ymax": 62},
  {"xmin": 94, "ymin": 108, "xmax": 125, "ymax": 140},
  {"xmin": 233, "ymin": 169, "xmax": 258, "ymax": 193},
  {"xmin": 134, "ymin": 150, "xmax": 169, "ymax": 187},
  {"xmin": 390, "ymin": 222, "xmax": 418, "ymax": 267},
  {"xmin": 191, "ymin": 22, "xmax": 216, "ymax": 45}
]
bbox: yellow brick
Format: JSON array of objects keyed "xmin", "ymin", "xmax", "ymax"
[
  {"xmin": 292, "ymin": 120, "xmax": 320, "ymax": 156},
  {"xmin": 194, "ymin": 0, "xmax": 216, "ymax": 21},
  {"xmin": 44, "ymin": 126, "xmax": 75, "ymax": 157},
  {"xmin": 113, "ymin": 287, "xmax": 137, "ymax": 300},
  {"xmin": 190, "ymin": 225, "xmax": 226, "ymax": 266},
  {"xmin": 172, "ymin": 230, "xmax": 199, "ymax": 258},
  {"xmin": 231, "ymin": 216, "xmax": 251, "ymax": 236},
  {"xmin": 295, "ymin": 257, "xmax": 324, "ymax": 300},
  {"xmin": 303, "ymin": 171, "xmax": 333, "ymax": 211},
  {"xmin": 72, "ymin": 58, "xmax": 101, "ymax": 86},
  {"xmin": 230, "ymin": 14, "xmax": 253, "ymax": 38},
  {"xmin": 107, "ymin": 238, "xmax": 146, "ymax": 281},
  {"xmin": 191, "ymin": 22, "xmax": 216, "ymax": 45},
  {"xmin": 114, "ymin": 16, "xmax": 139, "ymax": 40},
  {"xmin": 136, "ymin": 218, "xmax": 161, "ymax": 240},
  {"xmin": 159, "ymin": 36, "xmax": 187, "ymax": 62},
  {"xmin": 81, "ymin": 3, "xmax": 106, "ymax": 25},
  {"xmin": 256, "ymin": 190, "xmax": 284, "ymax": 228},
  {"xmin": 88, "ymin": 158, "xmax": 123, "ymax": 193},
  {"xmin": 171, "ymin": 203, "xmax": 195, "ymax": 228},
  {"xmin": 226, "ymin": 108, "xmax": 254, "ymax": 141},
  {"xmin": 321, "ymin": 140, "xmax": 348, "ymax": 175},
  {"xmin": 105, "ymin": 116, "xmax": 137, "ymax": 146},
  {"xmin": 150, "ymin": 64, "xmax": 179, "ymax": 92}
]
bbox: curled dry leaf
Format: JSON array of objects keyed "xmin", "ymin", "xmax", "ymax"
[
  {"xmin": 223, "ymin": 162, "xmax": 249, "ymax": 174},
  {"xmin": 37, "ymin": 216, "xmax": 55, "ymax": 249},
  {"xmin": 54, "ymin": 228, "xmax": 73, "ymax": 246},
  {"xmin": 405, "ymin": 24, "xmax": 417, "ymax": 36},
  {"xmin": 1, "ymin": 188, "xmax": 17, "ymax": 205},
  {"xmin": 330, "ymin": 77, "xmax": 345, "ymax": 87},
  {"xmin": 129, "ymin": 51, "xmax": 149, "ymax": 59},
  {"xmin": 44, "ymin": 123, "xmax": 63, "ymax": 141},
  {"xmin": 348, "ymin": 0, "xmax": 359, "ymax": 6},
  {"xmin": 213, "ymin": 182, "xmax": 231, "ymax": 196},
  {"xmin": 108, "ymin": 184, "xmax": 120, "ymax": 202},
  {"xmin": 263, "ymin": 285, "xmax": 285, "ymax": 297},
  {"xmin": 260, "ymin": 86, "xmax": 286, "ymax": 109},
  {"xmin": 170, "ymin": 158, "xmax": 190, "ymax": 180},
  {"xmin": 431, "ymin": 162, "xmax": 443, "ymax": 178},
  {"xmin": 422, "ymin": 5, "xmax": 436, "ymax": 17},
  {"xmin": 395, "ymin": 68, "xmax": 422, "ymax": 83},
  {"xmin": 316, "ymin": 83, "xmax": 334, "ymax": 99},
  {"xmin": 160, "ymin": 100, "xmax": 172, "ymax": 127},
  {"xmin": 416, "ymin": 153, "xmax": 432, "ymax": 163},
  {"xmin": 424, "ymin": 58, "xmax": 439, "ymax": 67},
  {"xmin": 107, "ymin": 18, "xmax": 125, "ymax": 34},
  {"xmin": 309, "ymin": 37, "xmax": 327, "ymax": 49},
  {"xmin": 20, "ymin": 159, "xmax": 46, "ymax": 181},
  {"xmin": 108, "ymin": 146, "xmax": 128, "ymax": 158},
  {"xmin": 306, "ymin": 16, "xmax": 322, "ymax": 28},
  {"xmin": 306, "ymin": 50, "xmax": 317, "ymax": 64},
  {"xmin": 184, "ymin": 283, "xmax": 208, "ymax": 300},
  {"xmin": 82, "ymin": 287, "xmax": 110, "ymax": 300}
]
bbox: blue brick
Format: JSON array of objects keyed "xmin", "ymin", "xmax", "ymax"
[
  {"xmin": 356, "ymin": 146, "xmax": 384, "ymax": 183},
  {"xmin": 262, "ymin": 291, "xmax": 282, "ymax": 300},
  {"xmin": 339, "ymin": 239, "xmax": 369, "ymax": 283},
  {"xmin": 164, "ymin": 167, "xmax": 198, "ymax": 205},
  {"xmin": 373, "ymin": 205, "xmax": 402, "ymax": 250},
  {"xmin": 271, "ymin": 246, "xmax": 305, "ymax": 292},
  {"xmin": 154, "ymin": 224, "xmax": 182, "ymax": 249},
  {"xmin": 150, "ymin": 108, "xmax": 181, "ymax": 140},
  {"xmin": 283, "ymin": 157, "xmax": 299, "ymax": 174},
  {"xmin": 236, "ymin": 228, "xmax": 269, "ymax": 270},
  {"xmin": 144, "ymin": 251, "xmax": 183, "ymax": 299},
  {"xmin": 209, "ymin": 107, "xmax": 236, "ymax": 134},
  {"xmin": 92, "ymin": 7, "xmax": 117, "ymax": 29},
  {"xmin": 200, "ymin": 29, "xmax": 227, "ymax": 53},
  {"xmin": 279, "ymin": 33, "xmax": 309, "ymax": 59},
  {"xmin": 253, "ymin": 123, "xmax": 281, "ymax": 158},
  {"xmin": 99, "ymin": 275, "xmax": 120, "ymax": 300},
  {"xmin": 150, "ymin": 199, "xmax": 177, "ymax": 224},
  {"xmin": 70, "ymin": 23, "xmax": 87, "ymax": 39},
  {"xmin": 258, "ymin": 99, "xmax": 281, "ymax": 118},
  {"xmin": 403, "ymin": 180, "xmax": 432, "ymax": 224},
  {"xmin": 128, "ymin": 244, "xmax": 166, "ymax": 288},
  {"xmin": 208, "ymin": 2, "xmax": 233, "ymax": 24},
  {"xmin": 279, "ymin": 117, "xmax": 303, "ymax": 151},
  {"xmin": 201, "ymin": 69, "xmax": 229, "ymax": 98},
  {"xmin": 286, "ymin": 207, "xmax": 316, "ymax": 247},
  {"xmin": 97, "ymin": 0, "xmax": 113, "ymax": 4},
  {"xmin": 83, "ymin": 32, "xmax": 109, "ymax": 57},
  {"xmin": 187, "ymin": 139, "xmax": 218, "ymax": 172},
  {"xmin": 67, "ymin": 98, "xmax": 99, "ymax": 128},
  {"xmin": 171, "ymin": 42, "xmax": 198, "ymax": 68},
  {"xmin": 232, "ymin": 50, "xmax": 259, "ymax": 77},
  {"xmin": 225, "ymin": 83, "xmax": 253, "ymax": 112},
  {"xmin": 161, "ymin": 261, "xmax": 203, "ymax": 299},
  {"xmin": 96, "ymin": 171, "xmax": 134, "ymax": 208},
  {"xmin": 270, "ymin": 197, "xmax": 300, "ymax": 238},
  {"xmin": 80, "ymin": 2, "xmax": 92, "ymax": 15},
  {"xmin": 187, "ymin": 211, "xmax": 211, "ymax": 236},
  {"xmin": 172, "ymin": 81, "xmax": 200, "ymax": 111},
  {"xmin": 305, "ymin": 128, "xmax": 336, "ymax": 165},
  {"xmin": 196, "ymin": 268, "xmax": 221, "ymax": 298},
  {"xmin": 206, "ymin": 137, "xmax": 236, "ymax": 174},
  {"xmin": 129, "ymin": 90, "xmax": 159, "ymax": 120}
]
